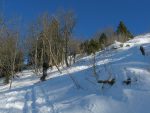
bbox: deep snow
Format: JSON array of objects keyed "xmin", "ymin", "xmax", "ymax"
[{"xmin": 0, "ymin": 34, "xmax": 150, "ymax": 113}]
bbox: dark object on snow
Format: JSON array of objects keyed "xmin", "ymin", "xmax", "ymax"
[
  {"xmin": 123, "ymin": 78, "xmax": 131, "ymax": 85},
  {"xmin": 126, "ymin": 44, "xmax": 130, "ymax": 47},
  {"xmin": 140, "ymin": 46, "xmax": 145, "ymax": 56},
  {"xmin": 139, "ymin": 44, "xmax": 150, "ymax": 56},
  {"xmin": 98, "ymin": 78, "xmax": 115, "ymax": 86},
  {"xmin": 40, "ymin": 62, "xmax": 49, "ymax": 81}
]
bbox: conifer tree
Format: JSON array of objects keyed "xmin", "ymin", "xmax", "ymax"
[
  {"xmin": 99, "ymin": 33, "xmax": 107, "ymax": 49},
  {"xmin": 116, "ymin": 21, "xmax": 133, "ymax": 41},
  {"xmin": 87, "ymin": 39, "xmax": 99, "ymax": 54}
]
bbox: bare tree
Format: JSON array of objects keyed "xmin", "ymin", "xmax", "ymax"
[
  {"xmin": 0, "ymin": 15, "xmax": 22, "ymax": 87},
  {"xmin": 69, "ymin": 38, "xmax": 80, "ymax": 64},
  {"xmin": 9, "ymin": 34, "xmax": 18, "ymax": 89},
  {"xmin": 59, "ymin": 11, "xmax": 76, "ymax": 67},
  {"xmin": 26, "ymin": 23, "xmax": 41, "ymax": 76},
  {"xmin": 41, "ymin": 14, "xmax": 62, "ymax": 73}
]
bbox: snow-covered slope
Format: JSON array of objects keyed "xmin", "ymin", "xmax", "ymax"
[{"xmin": 0, "ymin": 34, "xmax": 150, "ymax": 113}]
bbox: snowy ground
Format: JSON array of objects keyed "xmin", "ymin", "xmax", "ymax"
[{"xmin": 0, "ymin": 34, "xmax": 150, "ymax": 113}]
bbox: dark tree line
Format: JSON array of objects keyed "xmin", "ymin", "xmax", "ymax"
[{"xmin": 80, "ymin": 21, "xmax": 133, "ymax": 54}]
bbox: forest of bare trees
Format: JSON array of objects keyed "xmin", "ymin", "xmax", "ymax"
[
  {"xmin": 25, "ymin": 11, "xmax": 80, "ymax": 80},
  {"xmin": 0, "ymin": 10, "xmax": 133, "ymax": 86},
  {"xmin": 0, "ymin": 15, "xmax": 23, "ymax": 88}
]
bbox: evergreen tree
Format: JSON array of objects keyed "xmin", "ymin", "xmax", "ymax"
[
  {"xmin": 80, "ymin": 40, "xmax": 89, "ymax": 54},
  {"xmin": 87, "ymin": 39, "xmax": 99, "ymax": 54},
  {"xmin": 116, "ymin": 21, "xmax": 133, "ymax": 41},
  {"xmin": 99, "ymin": 33, "xmax": 107, "ymax": 49}
]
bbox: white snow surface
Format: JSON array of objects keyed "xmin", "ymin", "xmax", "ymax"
[
  {"xmin": 0, "ymin": 34, "xmax": 150, "ymax": 113},
  {"xmin": 107, "ymin": 40, "xmax": 123, "ymax": 50}
]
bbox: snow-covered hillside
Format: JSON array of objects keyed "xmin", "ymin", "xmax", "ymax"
[{"xmin": 0, "ymin": 34, "xmax": 150, "ymax": 113}]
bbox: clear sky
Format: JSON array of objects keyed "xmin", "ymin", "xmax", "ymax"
[{"xmin": 1, "ymin": 0, "xmax": 150, "ymax": 39}]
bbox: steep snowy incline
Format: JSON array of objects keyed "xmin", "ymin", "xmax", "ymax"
[{"xmin": 0, "ymin": 34, "xmax": 150, "ymax": 113}]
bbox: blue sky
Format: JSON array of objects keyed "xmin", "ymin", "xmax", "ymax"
[{"xmin": 1, "ymin": 0, "xmax": 150, "ymax": 39}]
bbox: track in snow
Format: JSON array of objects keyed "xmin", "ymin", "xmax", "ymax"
[
  {"xmin": 39, "ymin": 85, "xmax": 57, "ymax": 113},
  {"xmin": 33, "ymin": 83, "xmax": 58, "ymax": 113}
]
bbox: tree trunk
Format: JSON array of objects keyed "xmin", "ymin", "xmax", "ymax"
[
  {"xmin": 9, "ymin": 40, "xmax": 18, "ymax": 89},
  {"xmin": 44, "ymin": 35, "xmax": 62, "ymax": 73},
  {"xmin": 34, "ymin": 38, "xmax": 38, "ymax": 76},
  {"xmin": 65, "ymin": 36, "xmax": 69, "ymax": 67},
  {"xmin": 73, "ymin": 53, "xmax": 76, "ymax": 64}
]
